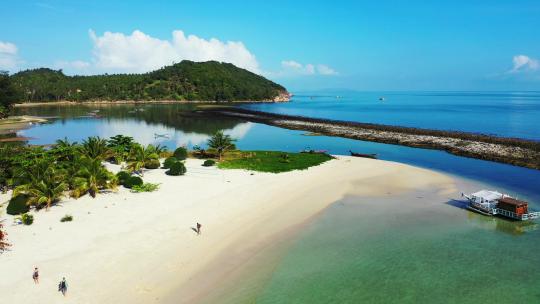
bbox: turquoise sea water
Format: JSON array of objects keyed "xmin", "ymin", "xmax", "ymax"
[
  {"xmin": 244, "ymin": 91, "xmax": 540, "ymax": 140},
  {"xmin": 11, "ymin": 92, "xmax": 540, "ymax": 303}
]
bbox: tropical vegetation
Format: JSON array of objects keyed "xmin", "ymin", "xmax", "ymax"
[
  {"xmin": 10, "ymin": 61, "xmax": 287, "ymax": 103},
  {"xmin": 202, "ymin": 159, "xmax": 216, "ymax": 167},
  {"xmin": 207, "ymin": 130, "xmax": 236, "ymax": 160},
  {"xmin": 20, "ymin": 213, "xmax": 34, "ymax": 225},
  {"xmin": 166, "ymin": 161, "xmax": 186, "ymax": 176},
  {"xmin": 0, "ymin": 135, "xmax": 173, "ymax": 213},
  {"xmin": 0, "ymin": 71, "xmax": 19, "ymax": 118}
]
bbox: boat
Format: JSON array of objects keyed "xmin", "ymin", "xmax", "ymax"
[
  {"xmin": 154, "ymin": 133, "xmax": 170, "ymax": 139},
  {"xmin": 300, "ymin": 147, "xmax": 328, "ymax": 154},
  {"xmin": 349, "ymin": 150, "xmax": 377, "ymax": 159},
  {"xmin": 379, "ymin": 97, "xmax": 385, "ymax": 101},
  {"xmin": 462, "ymin": 190, "xmax": 540, "ymax": 221}
]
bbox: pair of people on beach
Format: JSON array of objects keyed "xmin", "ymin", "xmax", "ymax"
[{"xmin": 32, "ymin": 267, "xmax": 68, "ymax": 296}]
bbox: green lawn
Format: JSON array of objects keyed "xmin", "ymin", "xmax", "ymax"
[{"xmin": 217, "ymin": 151, "xmax": 333, "ymax": 173}]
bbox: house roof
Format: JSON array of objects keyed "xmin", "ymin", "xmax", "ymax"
[
  {"xmin": 498, "ymin": 197, "xmax": 528, "ymax": 207},
  {"xmin": 472, "ymin": 190, "xmax": 503, "ymax": 201}
]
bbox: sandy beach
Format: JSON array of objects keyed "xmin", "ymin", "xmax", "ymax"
[{"xmin": 0, "ymin": 157, "xmax": 456, "ymax": 303}]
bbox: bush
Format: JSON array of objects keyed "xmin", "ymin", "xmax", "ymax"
[
  {"xmin": 163, "ymin": 157, "xmax": 177, "ymax": 169},
  {"xmin": 7, "ymin": 194, "xmax": 30, "ymax": 215},
  {"xmin": 144, "ymin": 159, "xmax": 160, "ymax": 169},
  {"xmin": 202, "ymin": 159, "xmax": 216, "ymax": 167},
  {"xmin": 166, "ymin": 161, "xmax": 187, "ymax": 176},
  {"xmin": 116, "ymin": 171, "xmax": 131, "ymax": 185},
  {"xmin": 124, "ymin": 176, "xmax": 144, "ymax": 189},
  {"xmin": 131, "ymin": 183, "xmax": 160, "ymax": 193},
  {"xmin": 21, "ymin": 213, "xmax": 34, "ymax": 225},
  {"xmin": 173, "ymin": 147, "xmax": 188, "ymax": 160},
  {"xmin": 60, "ymin": 214, "xmax": 73, "ymax": 222}
]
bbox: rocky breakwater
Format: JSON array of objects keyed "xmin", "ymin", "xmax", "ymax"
[{"xmin": 194, "ymin": 107, "xmax": 540, "ymax": 170}]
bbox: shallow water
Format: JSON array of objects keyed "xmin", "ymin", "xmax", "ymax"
[{"xmin": 252, "ymin": 193, "xmax": 540, "ymax": 304}]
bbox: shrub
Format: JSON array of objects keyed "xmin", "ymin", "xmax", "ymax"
[
  {"xmin": 144, "ymin": 159, "xmax": 160, "ymax": 169},
  {"xmin": 163, "ymin": 157, "xmax": 177, "ymax": 169},
  {"xmin": 124, "ymin": 176, "xmax": 143, "ymax": 189},
  {"xmin": 202, "ymin": 159, "xmax": 216, "ymax": 167},
  {"xmin": 131, "ymin": 183, "xmax": 160, "ymax": 193},
  {"xmin": 116, "ymin": 171, "xmax": 131, "ymax": 185},
  {"xmin": 21, "ymin": 213, "xmax": 34, "ymax": 225},
  {"xmin": 173, "ymin": 147, "xmax": 188, "ymax": 160},
  {"xmin": 7, "ymin": 194, "xmax": 30, "ymax": 215},
  {"xmin": 166, "ymin": 161, "xmax": 187, "ymax": 176},
  {"xmin": 60, "ymin": 214, "xmax": 73, "ymax": 222}
]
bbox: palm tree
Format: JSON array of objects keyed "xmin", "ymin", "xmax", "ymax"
[
  {"xmin": 80, "ymin": 136, "xmax": 111, "ymax": 160},
  {"xmin": 13, "ymin": 165, "xmax": 67, "ymax": 210},
  {"xmin": 51, "ymin": 137, "xmax": 78, "ymax": 162},
  {"xmin": 126, "ymin": 144, "xmax": 158, "ymax": 175},
  {"xmin": 71, "ymin": 157, "xmax": 116, "ymax": 198},
  {"xmin": 107, "ymin": 135, "xmax": 134, "ymax": 163},
  {"xmin": 147, "ymin": 144, "xmax": 167, "ymax": 157},
  {"xmin": 207, "ymin": 131, "xmax": 236, "ymax": 160}
]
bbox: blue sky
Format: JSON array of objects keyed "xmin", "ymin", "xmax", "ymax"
[{"xmin": 1, "ymin": 0, "xmax": 539, "ymax": 91}]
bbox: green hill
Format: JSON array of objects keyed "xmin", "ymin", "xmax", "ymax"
[{"xmin": 11, "ymin": 61, "xmax": 289, "ymax": 103}]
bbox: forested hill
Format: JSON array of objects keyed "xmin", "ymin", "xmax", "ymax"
[{"xmin": 11, "ymin": 61, "xmax": 289, "ymax": 103}]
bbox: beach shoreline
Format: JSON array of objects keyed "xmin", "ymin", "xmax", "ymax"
[
  {"xmin": 0, "ymin": 156, "xmax": 456, "ymax": 303},
  {"xmin": 12, "ymin": 99, "xmax": 288, "ymax": 108}
]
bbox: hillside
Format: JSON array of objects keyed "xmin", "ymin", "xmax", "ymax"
[{"xmin": 11, "ymin": 61, "xmax": 289, "ymax": 103}]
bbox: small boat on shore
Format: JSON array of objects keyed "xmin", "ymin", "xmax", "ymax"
[
  {"xmin": 462, "ymin": 190, "xmax": 540, "ymax": 221},
  {"xmin": 349, "ymin": 150, "xmax": 377, "ymax": 159}
]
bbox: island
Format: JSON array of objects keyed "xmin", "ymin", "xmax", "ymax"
[{"xmin": 9, "ymin": 60, "xmax": 290, "ymax": 104}]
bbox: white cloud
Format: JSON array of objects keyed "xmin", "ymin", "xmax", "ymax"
[
  {"xmin": 317, "ymin": 64, "xmax": 338, "ymax": 75},
  {"xmin": 0, "ymin": 41, "xmax": 17, "ymax": 55},
  {"xmin": 0, "ymin": 41, "xmax": 19, "ymax": 70},
  {"xmin": 87, "ymin": 29, "xmax": 261, "ymax": 74},
  {"xmin": 277, "ymin": 60, "xmax": 338, "ymax": 77},
  {"xmin": 509, "ymin": 55, "xmax": 539, "ymax": 73}
]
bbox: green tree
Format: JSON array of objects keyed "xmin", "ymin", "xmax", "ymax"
[
  {"xmin": 71, "ymin": 157, "xmax": 116, "ymax": 198},
  {"xmin": 0, "ymin": 71, "xmax": 19, "ymax": 118},
  {"xmin": 126, "ymin": 144, "xmax": 159, "ymax": 175},
  {"xmin": 80, "ymin": 136, "xmax": 110, "ymax": 160},
  {"xmin": 207, "ymin": 130, "xmax": 236, "ymax": 160},
  {"xmin": 13, "ymin": 164, "xmax": 67, "ymax": 210}
]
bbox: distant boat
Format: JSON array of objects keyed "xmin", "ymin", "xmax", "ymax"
[
  {"xmin": 379, "ymin": 97, "xmax": 385, "ymax": 101},
  {"xmin": 154, "ymin": 133, "xmax": 170, "ymax": 139},
  {"xmin": 349, "ymin": 150, "xmax": 378, "ymax": 159}
]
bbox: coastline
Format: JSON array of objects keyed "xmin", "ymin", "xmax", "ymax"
[
  {"xmin": 0, "ymin": 157, "xmax": 456, "ymax": 303},
  {"xmin": 0, "ymin": 115, "xmax": 48, "ymax": 136},
  {"xmin": 195, "ymin": 107, "xmax": 540, "ymax": 171},
  {"xmin": 13, "ymin": 98, "xmax": 289, "ymax": 108}
]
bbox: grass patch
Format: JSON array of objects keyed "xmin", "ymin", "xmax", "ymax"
[
  {"xmin": 218, "ymin": 151, "xmax": 333, "ymax": 173},
  {"xmin": 131, "ymin": 183, "xmax": 160, "ymax": 193}
]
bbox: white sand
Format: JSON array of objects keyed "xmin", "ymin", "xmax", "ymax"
[{"xmin": 0, "ymin": 157, "xmax": 456, "ymax": 303}]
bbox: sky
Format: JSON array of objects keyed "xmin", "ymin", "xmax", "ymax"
[{"xmin": 1, "ymin": 0, "xmax": 539, "ymax": 91}]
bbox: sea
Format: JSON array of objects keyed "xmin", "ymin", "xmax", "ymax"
[{"xmin": 11, "ymin": 91, "xmax": 540, "ymax": 303}]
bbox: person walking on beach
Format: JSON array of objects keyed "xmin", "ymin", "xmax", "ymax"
[
  {"xmin": 32, "ymin": 267, "xmax": 39, "ymax": 284},
  {"xmin": 58, "ymin": 277, "xmax": 68, "ymax": 296},
  {"xmin": 196, "ymin": 222, "xmax": 202, "ymax": 235}
]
